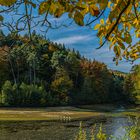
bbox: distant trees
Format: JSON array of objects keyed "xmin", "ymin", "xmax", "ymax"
[
  {"xmin": 0, "ymin": 32, "xmax": 132, "ymax": 107},
  {"xmin": 124, "ymin": 65, "xmax": 140, "ymax": 103}
]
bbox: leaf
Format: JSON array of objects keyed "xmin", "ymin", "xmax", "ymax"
[
  {"xmin": 89, "ymin": 4, "xmax": 98, "ymax": 16},
  {"xmin": 0, "ymin": 15, "xmax": 4, "ymax": 21},
  {"xmin": 114, "ymin": 45, "xmax": 121, "ymax": 57},
  {"xmin": 54, "ymin": 8, "xmax": 64, "ymax": 18},
  {"xmin": 108, "ymin": 1, "xmax": 112, "ymax": 8},
  {"xmin": 74, "ymin": 11, "xmax": 84, "ymax": 26},
  {"xmin": 25, "ymin": 1, "xmax": 36, "ymax": 8},
  {"xmin": 93, "ymin": 10, "xmax": 100, "ymax": 16},
  {"xmin": 109, "ymin": 11, "xmax": 115, "ymax": 21},
  {"xmin": 100, "ymin": 19, "xmax": 104, "ymax": 24},
  {"xmin": 94, "ymin": 24, "xmax": 101, "ymax": 30},
  {"xmin": 68, "ymin": 12, "xmax": 73, "ymax": 18},
  {"xmin": 89, "ymin": 6, "xmax": 95, "ymax": 16},
  {"xmin": 39, "ymin": 1, "xmax": 50, "ymax": 15},
  {"xmin": 124, "ymin": 32, "xmax": 132, "ymax": 44},
  {"xmin": 0, "ymin": 0, "xmax": 16, "ymax": 6},
  {"xmin": 76, "ymin": 3, "xmax": 86, "ymax": 10},
  {"xmin": 97, "ymin": 0, "xmax": 108, "ymax": 9},
  {"xmin": 136, "ymin": 33, "xmax": 140, "ymax": 38},
  {"xmin": 99, "ymin": 3, "xmax": 108, "ymax": 10},
  {"xmin": 117, "ymin": 41, "xmax": 125, "ymax": 50},
  {"xmin": 49, "ymin": 3, "xmax": 57, "ymax": 15}
]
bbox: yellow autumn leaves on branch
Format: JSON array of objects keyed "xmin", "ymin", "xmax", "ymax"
[{"xmin": 0, "ymin": 0, "xmax": 140, "ymax": 63}]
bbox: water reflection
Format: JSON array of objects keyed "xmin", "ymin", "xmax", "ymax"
[{"xmin": 0, "ymin": 116, "xmax": 138, "ymax": 140}]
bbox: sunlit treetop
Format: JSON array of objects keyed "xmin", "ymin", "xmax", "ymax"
[{"xmin": 0, "ymin": 0, "xmax": 140, "ymax": 64}]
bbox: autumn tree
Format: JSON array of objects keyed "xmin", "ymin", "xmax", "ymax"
[
  {"xmin": 0, "ymin": 0, "xmax": 140, "ymax": 63},
  {"xmin": 123, "ymin": 65, "xmax": 140, "ymax": 103}
]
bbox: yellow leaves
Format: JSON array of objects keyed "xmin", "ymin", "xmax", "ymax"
[
  {"xmin": 100, "ymin": 19, "xmax": 104, "ymax": 24},
  {"xmin": 130, "ymin": 53, "xmax": 139, "ymax": 60},
  {"xmin": 97, "ymin": 0, "xmax": 108, "ymax": 10},
  {"xmin": 136, "ymin": 33, "xmax": 140, "ymax": 38},
  {"xmin": 53, "ymin": 3, "xmax": 65, "ymax": 18},
  {"xmin": 117, "ymin": 40, "xmax": 125, "ymax": 50},
  {"xmin": 0, "ymin": 0, "xmax": 16, "ymax": 6},
  {"xmin": 89, "ymin": 5, "xmax": 95, "ymax": 16},
  {"xmin": 99, "ymin": 3, "xmax": 107, "ymax": 10},
  {"xmin": 125, "ymin": 4, "xmax": 132, "ymax": 15},
  {"xmin": 76, "ymin": 3, "xmax": 87, "ymax": 11},
  {"xmin": 89, "ymin": 5, "xmax": 100, "ymax": 16},
  {"xmin": 94, "ymin": 19, "xmax": 104, "ymax": 30},
  {"xmin": 135, "ymin": 29, "xmax": 140, "ymax": 38},
  {"xmin": 94, "ymin": 24, "xmax": 101, "ymax": 30},
  {"xmin": 81, "ymin": 6, "xmax": 89, "ymax": 15},
  {"xmin": 109, "ymin": 38, "xmax": 116, "ymax": 49},
  {"xmin": 133, "ymin": 18, "xmax": 140, "ymax": 27},
  {"xmin": 124, "ymin": 23, "xmax": 131, "ymax": 31},
  {"xmin": 108, "ymin": 1, "xmax": 112, "ymax": 8},
  {"xmin": 39, "ymin": 1, "xmax": 50, "ymax": 15},
  {"xmin": 39, "ymin": 1, "xmax": 65, "ymax": 18},
  {"xmin": 74, "ymin": 11, "xmax": 84, "ymax": 26}
]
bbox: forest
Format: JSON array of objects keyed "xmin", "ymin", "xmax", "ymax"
[
  {"xmin": 0, "ymin": 1, "xmax": 140, "ymax": 140},
  {"xmin": 0, "ymin": 30, "xmax": 139, "ymax": 107}
]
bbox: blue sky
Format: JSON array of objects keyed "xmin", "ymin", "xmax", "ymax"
[
  {"xmin": 46, "ymin": 21, "xmax": 139, "ymax": 72},
  {"xmin": 1, "ymin": 5, "xmax": 139, "ymax": 73}
]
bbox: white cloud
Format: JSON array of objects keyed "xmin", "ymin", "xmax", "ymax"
[{"xmin": 53, "ymin": 35, "xmax": 93, "ymax": 45}]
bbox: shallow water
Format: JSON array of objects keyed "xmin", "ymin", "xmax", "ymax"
[{"xmin": 0, "ymin": 107, "xmax": 139, "ymax": 140}]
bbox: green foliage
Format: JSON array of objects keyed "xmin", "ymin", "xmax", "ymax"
[
  {"xmin": 75, "ymin": 123, "xmax": 107, "ymax": 140},
  {"xmin": 75, "ymin": 119, "xmax": 140, "ymax": 140},
  {"xmin": 96, "ymin": 125, "xmax": 107, "ymax": 140},
  {"xmin": 124, "ymin": 65, "xmax": 140, "ymax": 104},
  {"xmin": 0, "ymin": 80, "xmax": 14, "ymax": 106},
  {"xmin": 75, "ymin": 122, "xmax": 87, "ymax": 140},
  {"xmin": 0, "ymin": 32, "xmax": 128, "ymax": 107},
  {"xmin": 0, "ymin": 81, "xmax": 48, "ymax": 107},
  {"xmin": 51, "ymin": 68, "xmax": 73, "ymax": 105}
]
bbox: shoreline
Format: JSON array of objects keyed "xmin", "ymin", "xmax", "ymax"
[{"xmin": 0, "ymin": 105, "xmax": 139, "ymax": 121}]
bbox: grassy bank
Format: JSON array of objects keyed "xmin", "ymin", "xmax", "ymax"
[
  {"xmin": 0, "ymin": 107, "xmax": 102, "ymax": 121},
  {"xmin": 0, "ymin": 105, "xmax": 139, "ymax": 121}
]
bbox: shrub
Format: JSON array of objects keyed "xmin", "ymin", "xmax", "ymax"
[{"xmin": 0, "ymin": 81, "xmax": 48, "ymax": 107}]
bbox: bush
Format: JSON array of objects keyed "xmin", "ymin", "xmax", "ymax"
[
  {"xmin": 0, "ymin": 80, "xmax": 17, "ymax": 106},
  {"xmin": 0, "ymin": 81, "xmax": 48, "ymax": 107}
]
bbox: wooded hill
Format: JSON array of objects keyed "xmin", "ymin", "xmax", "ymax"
[{"xmin": 0, "ymin": 31, "xmax": 136, "ymax": 107}]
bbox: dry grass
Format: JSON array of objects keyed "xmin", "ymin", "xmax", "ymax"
[
  {"xmin": 0, "ymin": 107, "xmax": 102, "ymax": 121},
  {"xmin": 0, "ymin": 105, "xmax": 139, "ymax": 121}
]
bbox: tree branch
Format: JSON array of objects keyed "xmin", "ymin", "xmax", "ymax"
[
  {"xmin": 85, "ymin": 9, "xmax": 106, "ymax": 26},
  {"xmin": 97, "ymin": 0, "xmax": 131, "ymax": 49}
]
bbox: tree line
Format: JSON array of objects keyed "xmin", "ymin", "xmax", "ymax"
[{"xmin": 0, "ymin": 30, "xmax": 138, "ymax": 107}]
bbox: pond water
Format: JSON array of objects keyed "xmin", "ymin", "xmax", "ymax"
[{"xmin": 0, "ymin": 107, "xmax": 139, "ymax": 140}]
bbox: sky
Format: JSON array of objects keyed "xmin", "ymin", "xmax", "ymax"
[
  {"xmin": 46, "ymin": 20, "xmax": 139, "ymax": 73},
  {"xmin": 1, "ymin": 4, "xmax": 139, "ymax": 73}
]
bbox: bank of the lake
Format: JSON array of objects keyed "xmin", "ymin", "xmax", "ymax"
[
  {"xmin": 0, "ymin": 105, "xmax": 139, "ymax": 140},
  {"xmin": 0, "ymin": 105, "xmax": 139, "ymax": 121}
]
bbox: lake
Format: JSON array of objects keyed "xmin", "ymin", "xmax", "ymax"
[{"xmin": 0, "ymin": 105, "xmax": 139, "ymax": 140}]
